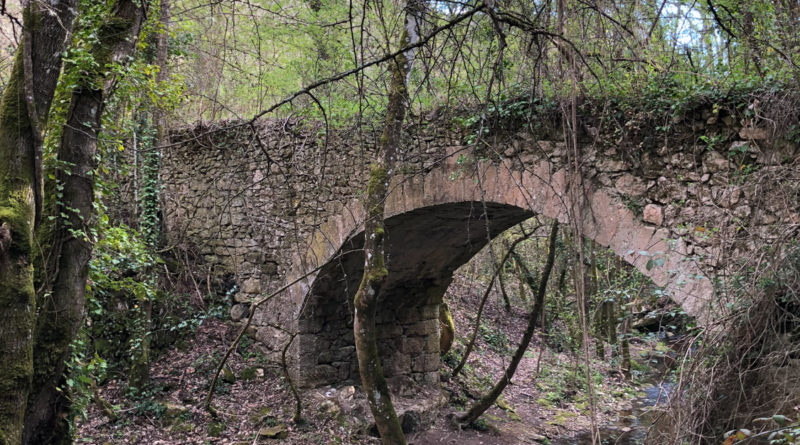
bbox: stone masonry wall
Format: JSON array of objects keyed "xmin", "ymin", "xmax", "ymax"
[{"xmin": 162, "ymin": 101, "xmax": 800, "ymax": 385}]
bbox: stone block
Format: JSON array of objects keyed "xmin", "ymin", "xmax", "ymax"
[
  {"xmin": 317, "ymin": 350, "xmax": 334, "ymax": 364},
  {"xmin": 376, "ymin": 324, "xmax": 403, "ymax": 339},
  {"xmin": 405, "ymin": 319, "xmax": 439, "ymax": 337},
  {"xmin": 309, "ymin": 365, "xmax": 338, "ymax": 385},
  {"xmin": 397, "ymin": 307, "xmax": 420, "ymax": 324},
  {"xmin": 412, "ymin": 353, "xmax": 440, "ymax": 373},
  {"xmin": 643, "ymin": 204, "xmax": 663, "ymax": 226},
  {"xmin": 423, "ymin": 334, "xmax": 440, "ymax": 353},
  {"xmin": 333, "ymin": 346, "xmax": 355, "ymax": 362},
  {"xmin": 703, "ymin": 150, "xmax": 730, "ymax": 173},
  {"xmin": 241, "ymin": 277, "xmax": 261, "ymax": 294},
  {"xmin": 385, "ymin": 353, "xmax": 412, "ymax": 376},
  {"xmin": 298, "ymin": 317, "xmax": 324, "ymax": 334},
  {"xmin": 419, "ymin": 304, "xmax": 439, "ymax": 319},
  {"xmin": 402, "ymin": 337, "xmax": 425, "ymax": 355},
  {"xmin": 416, "ymin": 372, "xmax": 440, "ymax": 386},
  {"xmin": 615, "ymin": 173, "xmax": 647, "ymax": 197},
  {"xmin": 739, "ymin": 126, "xmax": 768, "ymax": 140},
  {"xmin": 332, "ymin": 362, "xmax": 351, "ymax": 381}
]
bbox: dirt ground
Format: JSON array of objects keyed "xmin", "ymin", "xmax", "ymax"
[{"xmin": 78, "ymin": 273, "xmax": 662, "ymax": 444}]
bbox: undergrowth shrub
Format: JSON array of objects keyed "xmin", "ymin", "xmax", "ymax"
[{"xmin": 658, "ymin": 242, "xmax": 800, "ymax": 443}]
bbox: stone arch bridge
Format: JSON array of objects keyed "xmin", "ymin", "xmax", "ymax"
[{"xmin": 162, "ymin": 113, "xmax": 798, "ymax": 387}]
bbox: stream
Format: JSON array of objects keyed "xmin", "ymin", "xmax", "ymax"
[{"xmin": 551, "ymin": 379, "xmax": 676, "ymax": 445}]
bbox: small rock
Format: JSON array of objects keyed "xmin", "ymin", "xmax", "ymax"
[
  {"xmin": 230, "ymin": 303, "xmax": 250, "ymax": 321},
  {"xmin": 734, "ymin": 205, "xmax": 752, "ymax": 219},
  {"xmin": 207, "ymin": 421, "xmax": 226, "ymax": 437},
  {"xmin": 339, "ymin": 385, "xmax": 355, "ymax": 400},
  {"xmin": 703, "ymin": 150, "xmax": 730, "ymax": 173},
  {"xmin": 400, "ymin": 410, "xmax": 422, "ymax": 433},
  {"xmin": 739, "ymin": 126, "xmax": 769, "ymax": 140},
  {"xmin": 162, "ymin": 402, "xmax": 189, "ymax": 426},
  {"xmin": 249, "ymin": 406, "xmax": 275, "ymax": 425},
  {"xmin": 643, "ymin": 204, "xmax": 664, "ymax": 226},
  {"xmin": 258, "ymin": 424, "xmax": 288, "ymax": 440},
  {"xmin": 319, "ymin": 399, "xmax": 341, "ymax": 418}
]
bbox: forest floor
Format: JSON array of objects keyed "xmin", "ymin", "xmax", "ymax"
[{"xmin": 77, "ymin": 273, "xmax": 670, "ymax": 444}]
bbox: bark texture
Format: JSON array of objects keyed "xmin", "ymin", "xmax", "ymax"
[
  {"xmin": 459, "ymin": 221, "xmax": 559, "ymax": 426},
  {"xmin": 22, "ymin": 1, "xmax": 145, "ymax": 442},
  {"xmin": 352, "ymin": 1, "xmax": 421, "ymax": 443},
  {"xmin": 0, "ymin": 0, "xmax": 77, "ymax": 442}
]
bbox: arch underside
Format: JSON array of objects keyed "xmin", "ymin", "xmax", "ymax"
[{"xmin": 297, "ymin": 202, "xmax": 534, "ymax": 387}]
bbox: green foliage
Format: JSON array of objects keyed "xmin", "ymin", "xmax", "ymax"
[
  {"xmin": 479, "ymin": 323, "xmax": 509, "ymax": 353},
  {"xmin": 86, "ymin": 222, "xmax": 158, "ymax": 371},
  {"xmin": 442, "ymin": 347, "xmax": 462, "ymax": 369},
  {"xmin": 63, "ymin": 332, "xmax": 109, "ymax": 431}
]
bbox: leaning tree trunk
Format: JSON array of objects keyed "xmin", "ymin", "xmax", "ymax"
[
  {"xmin": 23, "ymin": 2, "xmax": 145, "ymax": 443},
  {"xmin": 352, "ymin": 1, "xmax": 421, "ymax": 443},
  {"xmin": 459, "ymin": 221, "xmax": 559, "ymax": 426},
  {"xmin": 0, "ymin": 0, "xmax": 77, "ymax": 442}
]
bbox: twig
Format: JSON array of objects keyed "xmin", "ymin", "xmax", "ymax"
[
  {"xmin": 280, "ymin": 333, "xmax": 302, "ymax": 423},
  {"xmin": 449, "ymin": 229, "xmax": 533, "ymax": 379}
]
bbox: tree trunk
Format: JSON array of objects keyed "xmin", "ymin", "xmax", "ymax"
[
  {"xmin": 439, "ymin": 301, "xmax": 455, "ymax": 355},
  {"xmin": 459, "ymin": 221, "xmax": 559, "ymax": 426},
  {"xmin": 352, "ymin": 1, "xmax": 421, "ymax": 443},
  {"xmin": 129, "ymin": 0, "xmax": 169, "ymax": 392},
  {"xmin": 620, "ymin": 317, "xmax": 631, "ymax": 380},
  {"xmin": 23, "ymin": 2, "xmax": 145, "ymax": 443},
  {"xmin": 0, "ymin": 0, "xmax": 77, "ymax": 441},
  {"xmin": 497, "ymin": 264, "xmax": 512, "ymax": 311}
]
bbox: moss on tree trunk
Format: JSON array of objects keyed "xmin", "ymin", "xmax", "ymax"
[
  {"xmin": 352, "ymin": 2, "xmax": 422, "ymax": 442},
  {"xmin": 0, "ymin": 0, "xmax": 79, "ymax": 437},
  {"xmin": 22, "ymin": 2, "xmax": 144, "ymax": 442}
]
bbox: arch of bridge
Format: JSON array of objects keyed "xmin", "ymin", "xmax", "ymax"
[{"xmin": 286, "ymin": 157, "xmax": 713, "ymax": 386}]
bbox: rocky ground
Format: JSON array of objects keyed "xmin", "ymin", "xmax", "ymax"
[{"xmin": 78, "ymin": 273, "xmax": 668, "ymax": 444}]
